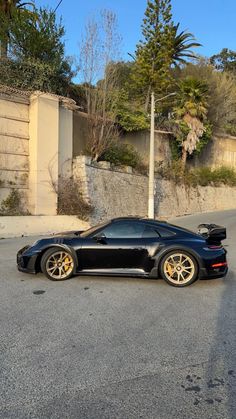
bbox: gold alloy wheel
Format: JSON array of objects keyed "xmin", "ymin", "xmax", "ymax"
[
  {"xmin": 45, "ymin": 251, "xmax": 74, "ymax": 280},
  {"xmin": 163, "ymin": 253, "xmax": 195, "ymax": 285}
]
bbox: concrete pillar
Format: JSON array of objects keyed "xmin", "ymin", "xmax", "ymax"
[
  {"xmin": 28, "ymin": 93, "xmax": 59, "ymax": 215},
  {"xmin": 59, "ymin": 106, "xmax": 73, "ymax": 178}
]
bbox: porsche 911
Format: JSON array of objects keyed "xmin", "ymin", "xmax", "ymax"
[{"xmin": 17, "ymin": 217, "xmax": 228, "ymax": 287}]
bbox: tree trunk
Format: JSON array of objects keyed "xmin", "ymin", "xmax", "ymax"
[
  {"xmin": 0, "ymin": 40, "xmax": 8, "ymax": 59},
  {"xmin": 93, "ymin": 152, "xmax": 99, "ymax": 162},
  {"xmin": 0, "ymin": 0, "xmax": 10, "ymax": 59},
  {"xmin": 181, "ymin": 147, "xmax": 187, "ymax": 172},
  {"xmin": 145, "ymin": 84, "xmax": 152, "ymax": 112}
]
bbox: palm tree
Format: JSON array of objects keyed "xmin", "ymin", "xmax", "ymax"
[
  {"xmin": 0, "ymin": 0, "xmax": 35, "ymax": 58},
  {"xmin": 176, "ymin": 77, "xmax": 208, "ymax": 118},
  {"xmin": 0, "ymin": 0, "xmax": 35, "ymax": 17},
  {"xmin": 172, "ymin": 23, "xmax": 201, "ymax": 66},
  {"xmin": 175, "ymin": 77, "xmax": 209, "ymax": 169}
]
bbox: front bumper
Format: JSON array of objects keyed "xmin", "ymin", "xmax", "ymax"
[{"xmin": 17, "ymin": 245, "xmax": 38, "ymax": 274}]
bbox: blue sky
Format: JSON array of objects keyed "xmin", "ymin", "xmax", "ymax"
[{"xmin": 37, "ymin": 0, "xmax": 236, "ymax": 60}]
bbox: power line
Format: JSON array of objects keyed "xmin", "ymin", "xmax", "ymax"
[{"xmin": 54, "ymin": 0, "xmax": 63, "ymax": 13}]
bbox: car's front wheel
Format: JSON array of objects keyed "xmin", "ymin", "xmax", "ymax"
[
  {"xmin": 41, "ymin": 247, "xmax": 75, "ymax": 281},
  {"xmin": 160, "ymin": 251, "xmax": 198, "ymax": 287}
]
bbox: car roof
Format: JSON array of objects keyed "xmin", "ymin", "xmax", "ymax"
[
  {"xmin": 110, "ymin": 216, "xmax": 198, "ymax": 237},
  {"xmin": 111, "ymin": 216, "xmax": 167, "ymax": 225}
]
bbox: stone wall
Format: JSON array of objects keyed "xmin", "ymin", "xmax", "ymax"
[
  {"xmin": 73, "ymin": 156, "xmax": 236, "ymax": 222},
  {"xmin": 155, "ymin": 178, "xmax": 236, "ymax": 218},
  {"xmin": 0, "ymin": 91, "xmax": 30, "ymax": 208},
  {"xmin": 73, "ymin": 156, "xmax": 148, "ymax": 223}
]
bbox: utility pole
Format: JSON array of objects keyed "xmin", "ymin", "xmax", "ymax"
[
  {"xmin": 148, "ymin": 92, "xmax": 155, "ymax": 218},
  {"xmin": 148, "ymin": 92, "xmax": 176, "ymax": 219}
]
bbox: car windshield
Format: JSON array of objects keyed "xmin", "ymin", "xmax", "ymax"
[{"xmin": 80, "ymin": 221, "xmax": 108, "ymax": 238}]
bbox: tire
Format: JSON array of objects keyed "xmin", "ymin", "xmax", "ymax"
[
  {"xmin": 160, "ymin": 250, "xmax": 198, "ymax": 287},
  {"xmin": 40, "ymin": 247, "xmax": 75, "ymax": 281}
]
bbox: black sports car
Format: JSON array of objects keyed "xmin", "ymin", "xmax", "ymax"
[{"xmin": 17, "ymin": 217, "xmax": 228, "ymax": 287}]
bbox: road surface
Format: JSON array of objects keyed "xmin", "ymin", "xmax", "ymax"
[{"xmin": 0, "ymin": 210, "xmax": 236, "ymax": 418}]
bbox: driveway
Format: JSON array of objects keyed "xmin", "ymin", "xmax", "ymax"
[{"xmin": 1, "ymin": 210, "xmax": 236, "ymax": 418}]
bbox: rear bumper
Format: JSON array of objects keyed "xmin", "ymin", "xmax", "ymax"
[
  {"xmin": 198, "ymin": 245, "xmax": 228, "ymax": 279},
  {"xmin": 199, "ymin": 266, "xmax": 228, "ymax": 279}
]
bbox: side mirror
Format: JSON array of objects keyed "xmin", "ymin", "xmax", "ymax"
[{"xmin": 94, "ymin": 233, "xmax": 106, "ymax": 243}]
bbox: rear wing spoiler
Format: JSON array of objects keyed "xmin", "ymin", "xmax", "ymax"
[{"xmin": 198, "ymin": 223, "xmax": 227, "ymax": 242}]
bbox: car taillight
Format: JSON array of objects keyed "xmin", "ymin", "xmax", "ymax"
[
  {"xmin": 211, "ymin": 262, "xmax": 228, "ymax": 268},
  {"xmin": 207, "ymin": 245, "xmax": 222, "ymax": 249}
]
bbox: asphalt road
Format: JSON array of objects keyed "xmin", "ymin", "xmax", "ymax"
[{"xmin": 0, "ymin": 210, "xmax": 236, "ymax": 419}]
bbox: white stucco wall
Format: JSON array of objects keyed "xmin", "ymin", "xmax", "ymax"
[
  {"xmin": 0, "ymin": 93, "xmax": 29, "ymax": 209},
  {"xmin": 28, "ymin": 93, "xmax": 59, "ymax": 215},
  {"xmin": 0, "ymin": 87, "xmax": 75, "ymax": 216}
]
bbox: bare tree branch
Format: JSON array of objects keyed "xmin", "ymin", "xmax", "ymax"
[{"xmin": 79, "ymin": 10, "xmax": 122, "ymax": 160}]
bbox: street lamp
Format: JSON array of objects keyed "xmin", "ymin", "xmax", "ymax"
[{"xmin": 148, "ymin": 91, "xmax": 176, "ymax": 219}]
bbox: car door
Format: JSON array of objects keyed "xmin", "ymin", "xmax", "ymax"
[
  {"xmin": 142, "ymin": 224, "xmax": 176, "ymax": 270},
  {"xmin": 78, "ymin": 220, "xmax": 149, "ymax": 273}
]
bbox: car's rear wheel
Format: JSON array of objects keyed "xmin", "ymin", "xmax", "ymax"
[
  {"xmin": 41, "ymin": 247, "xmax": 75, "ymax": 281},
  {"xmin": 160, "ymin": 251, "xmax": 198, "ymax": 287}
]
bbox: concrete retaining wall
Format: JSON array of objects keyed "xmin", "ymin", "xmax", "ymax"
[
  {"xmin": 72, "ymin": 113, "xmax": 236, "ymax": 169},
  {"xmin": 73, "ymin": 156, "xmax": 236, "ymax": 222},
  {"xmin": 189, "ymin": 134, "xmax": 236, "ymax": 169},
  {"xmin": 155, "ymin": 178, "xmax": 236, "ymax": 218},
  {"xmin": 2, "ymin": 157, "xmax": 236, "ymax": 238},
  {"xmin": 0, "ymin": 215, "xmax": 89, "ymax": 238},
  {"xmin": 72, "ymin": 111, "xmax": 172, "ymax": 165}
]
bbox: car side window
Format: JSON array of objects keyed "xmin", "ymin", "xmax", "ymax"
[
  {"xmin": 142, "ymin": 225, "xmax": 175, "ymax": 238},
  {"xmin": 142, "ymin": 226, "xmax": 160, "ymax": 238},
  {"xmin": 156, "ymin": 227, "xmax": 175, "ymax": 238},
  {"xmin": 98, "ymin": 221, "xmax": 145, "ymax": 239}
]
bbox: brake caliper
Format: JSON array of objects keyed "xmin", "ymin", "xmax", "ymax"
[
  {"xmin": 167, "ymin": 263, "xmax": 174, "ymax": 276},
  {"xmin": 64, "ymin": 257, "xmax": 70, "ymax": 271}
]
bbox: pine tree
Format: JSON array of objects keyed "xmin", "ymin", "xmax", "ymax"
[
  {"xmin": 0, "ymin": 0, "xmax": 35, "ymax": 58},
  {"xmin": 132, "ymin": 0, "xmax": 175, "ymax": 111}
]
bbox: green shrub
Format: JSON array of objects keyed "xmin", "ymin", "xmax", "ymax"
[
  {"xmin": 193, "ymin": 167, "xmax": 212, "ymax": 186},
  {"xmin": 195, "ymin": 122, "xmax": 212, "ymax": 154},
  {"xmin": 157, "ymin": 163, "xmax": 236, "ymax": 187},
  {"xmin": 204, "ymin": 166, "xmax": 236, "ymax": 186},
  {"xmin": 224, "ymin": 124, "xmax": 236, "ymax": 137},
  {"xmin": 0, "ymin": 189, "xmax": 27, "ymax": 215},
  {"xmin": 101, "ymin": 143, "xmax": 141, "ymax": 168},
  {"xmin": 156, "ymin": 160, "xmax": 184, "ymax": 183},
  {"xmin": 0, "ymin": 58, "xmax": 72, "ymax": 95},
  {"xmin": 58, "ymin": 177, "xmax": 93, "ymax": 220}
]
